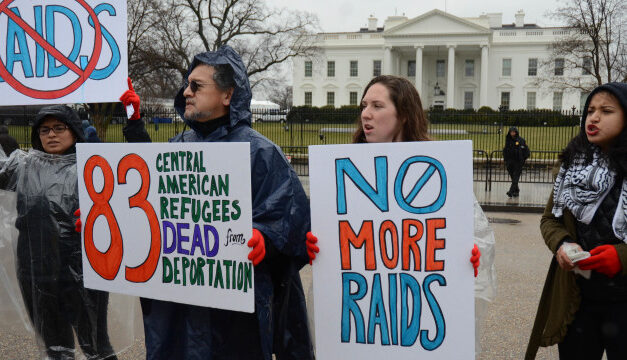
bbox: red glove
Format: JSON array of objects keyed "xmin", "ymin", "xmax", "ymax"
[
  {"xmin": 247, "ymin": 229, "xmax": 266, "ymax": 266},
  {"xmin": 119, "ymin": 77, "xmax": 141, "ymax": 121},
  {"xmin": 74, "ymin": 209, "xmax": 81, "ymax": 233},
  {"xmin": 577, "ymin": 244, "xmax": 622, "ymax": 278},
  {"xmin": 470, "ymin": 244, "xmax": 480, "ymax": 278},
  {"xmin": 306, "ymin": 232, "xmax": 320, "ymax": 265}
]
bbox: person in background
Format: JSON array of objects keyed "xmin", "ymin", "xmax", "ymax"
[
  {"xmin": 526, "ymin": 82, "xmax": 627, "ymax": 360},
  {"xmin": 119, "ymin": 45, "xmax": 313, "ymax": 360},
  {"xmin": 503, "ymin": 126, "xmax": 530, "ymax": 198},
  {"xmin": 0, "ymin": 105, "xmax": 117, "ymax": 359},
  {"xmin": 81, "ymin": 120, "xmax": 101, "ymax": 143},
  {"xmin": 0, "ymin": 125, "xmax": 20, "ymax": 156}
]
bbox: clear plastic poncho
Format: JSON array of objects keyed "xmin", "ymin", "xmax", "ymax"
[{"xmin": 0, "ymin": 149, "xmax": 140, "ymax": 359}]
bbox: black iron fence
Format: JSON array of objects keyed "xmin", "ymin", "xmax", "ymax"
[{"xmin": 2, "ymin": 107, "xmax": 578, "ymax": 186}]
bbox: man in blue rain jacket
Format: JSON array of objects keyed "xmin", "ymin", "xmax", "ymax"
[{"xmin": 121, "ymin": 46, "xmax": 314, "ymax": 360}]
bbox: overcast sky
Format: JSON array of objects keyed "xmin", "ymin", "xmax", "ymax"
[{"xmin": 266, "ymin": 0, "xmax": 563, "ymax": 32}]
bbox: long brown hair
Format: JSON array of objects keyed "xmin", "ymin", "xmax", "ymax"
[{"xmin": 353, "ymin": 75, "xmax": 431, "ymax": 143}]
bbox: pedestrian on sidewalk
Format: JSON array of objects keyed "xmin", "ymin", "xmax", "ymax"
[
  {"xmin": 526, "ymin": 82, "xmax": 627, "ymax": 360},
  {"xmin": 503, "ymin": 126, "xmax": 530, "ymax": 198}
]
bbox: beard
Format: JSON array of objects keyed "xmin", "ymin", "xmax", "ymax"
[{"xmin": 184, "ymin": 109, "xmax": 213, "ymax": 122}]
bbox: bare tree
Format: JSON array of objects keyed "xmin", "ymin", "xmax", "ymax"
[
  {"xmin": 538, "ymin": 0, "xmax": 627, "ymax": 93},
  {"xmin": 133, "ymin": 0, "xmax": 319, "ymax": 91},
  {"xmin": 268, "ymin": 85, "xmax": 292, "ymax": 109}
]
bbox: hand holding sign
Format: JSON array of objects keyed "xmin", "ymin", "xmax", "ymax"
[
  {"xmin": 74, "ymin": 209, "xmax": 82, "ymax": 233},
  {"xmin": 247, "ymin": 229, "xmax": 266, "ymax": 266},
  {"xmin": 470, "ymin": 244, "xmax": 480, "ymax": 277},
  {"xmin": 306, "ymin": 231, "xmax": 319, "ymax": 265},
  {"xmin": 120, "ymin": 77, "xmax": 140, "ymax": 121}
]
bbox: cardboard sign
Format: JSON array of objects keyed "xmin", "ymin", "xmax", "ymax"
[
  {"xmin": 0, "ymin": 0, "xmax": 127, "ymax": 105},
  {"xmin": 309, "ymin": 141, "xmax": 475, "ymax": 359},
  {"xmin": 76, "ymin": 143, "xmax": 254, "ymax": 312}
]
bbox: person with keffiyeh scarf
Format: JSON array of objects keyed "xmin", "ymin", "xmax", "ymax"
[{"xmin": 526, "ymin": 82, "xmax": 627, "ymax": 360}]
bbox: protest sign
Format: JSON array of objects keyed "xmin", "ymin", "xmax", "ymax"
[
  {"xmin": 309, "ymin": 141, "xmax": 475, "ymax": 359},
  {"xmin": 0, "ymin": 0, "xmax": 127, "ymax": 105},
  {"xmin": 76, "ymin": 143, "xmax": 254, "ymax": 312}
]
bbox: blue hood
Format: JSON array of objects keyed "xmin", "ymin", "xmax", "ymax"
[{"xmin": 174, "ymin": 46, "xmax": 252, "ymax": 128}]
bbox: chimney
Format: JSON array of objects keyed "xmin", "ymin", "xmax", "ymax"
[
  {"xmin": 368, "ymin": 15, "xmax": 377, "ymax": 31},
  {"xmin": 515, "ymin": 10, "xmax": 525, "ymax": 28},
  {"xmin": 486, "ymin": 13, "xmax": 502, "ymax": 28}
]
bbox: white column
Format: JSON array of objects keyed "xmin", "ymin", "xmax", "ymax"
[
  {"xmin": 415, "ymin": 45, "xmax": 423, "ymax": 95},
  {"xmin": 447, "ymin": 45, "xmax": 456, "ymax": 109},
  {"xmin": 383, "ymin": 46, "xmax": 392, "ymax": 75},
  {"xmin": 396, "ymin": 54, "xmax": 401, "ymax": 76},
  {"xmin": 480, "ymin": 45, "xmax": 489, "ymax": 107}
]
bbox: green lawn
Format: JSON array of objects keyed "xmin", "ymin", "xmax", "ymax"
[{"xmin": 7, "ymin": 121, "xmax": 579, "ymax": 158}]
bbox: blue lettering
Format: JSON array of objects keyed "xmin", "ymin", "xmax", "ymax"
[
  {"xmin": 341, "ymin": 272, "xmax": 367, "ymax": 343},
  {"xmin": 400, "ymin": 273, "xmax": 421, "ymax": 346},
  {"xmin": 388, "ymin": 273, "xmax": 398, "ymax": 345},
  {"xmin": 46, "ymin": 6, "xmax": 82, "ymax": 78},
  {"xmin": 4, "ymin": 8, "xmax": 34, "ymax": 81},
  {"xmin": 420, "ymin": 274, "xmax": 446, "ymax": 350},
  {"xmin": 367, "ymin": 273, "xmax": 390, "ymax": 345},
  {"xmin": 394, "ymin": 156, "xmax": 447, "ymax": 214},
  {"xmin": 336, "ymin": 157, "xmax": 388, "ymax": 215},
  {"xmin": 34, "ymin": 6, "xmax": 45, "ymax": 77},
  {"xmin": 80, "ymin": 3, "xmax": 119, "ymax": 79}
]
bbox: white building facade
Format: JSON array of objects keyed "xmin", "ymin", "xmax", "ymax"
[{"xmin": 293, "ymin": 9, "xmax": 591, "ymax": 111}]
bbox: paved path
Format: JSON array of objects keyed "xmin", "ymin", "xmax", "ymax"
[{"xmin": 2, "ymin": 211, "xmax": 574, "ymax": 359}]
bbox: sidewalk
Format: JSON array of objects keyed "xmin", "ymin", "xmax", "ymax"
[{"xmin": 474, "ymin": 181, "xmax": 553, "ymax": 213}]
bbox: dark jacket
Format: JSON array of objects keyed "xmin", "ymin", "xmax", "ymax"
[
  {"xmin": 503, "ymin": 126, "xmax": 530, "ymax": 165},
  {"xmin": 525, "ymin": 193, "xmax": 627, "ymax": 359},
  {"xmin": 124, "ymin": 46, "xmax": 313, "ymax": 360},
  {"xmin": 0, "ymin": 126, "xmax": 19, "ymax": 156}
]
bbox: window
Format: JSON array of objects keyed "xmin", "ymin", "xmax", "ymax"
[
  {"xmin": 326, "ymin": 92, "xmax": 335, "ymax": 107},
  {"xmin": 580, "ymin": 92, "xmax": 589, "ymax": 112},
  {"xmin": 527, "ymin": 92, "xmax": 536, "ymax": 110},
  {"xmin": 464, "ymin": 91, "xmax": 474, "ymax": 110},
  {"xmin": 304, "ymin": 61, "xmax": 312, "ymax": 77},
  {"xmin": 408, "ymin": 60, "xmax": 416, "ymax": 77},
  {"xmin": 502, "ymin": 58, "xmax": 512, "ymax": 77},
  {"xmin": 350, "ymin": 61, "xmax": 358, "ymax": 77},
  {"xmin": 555, "ymin": 58, "xmax": 564, "ymax": 76},
  {"xmin": 500, "ymin": 92, "xmax": 510, "ymax": 110},
  {"xmin": 465, "ymin": 60, "xmax": 474, "ymax": 77},
  {"xmin": 436, "ymin": 60, "xmax": 445, "ymax": 77},
  {"xmin": 349, "ymin": 92, "xmax": 358, "ymax": 106},
  {"xmin": 553, "ymin": 92, "xmax": 563, "ymax": 111},
  {"xmin": 327, "ymin": 61, "xmax": 335, "ymax": 77},
  {"xmin": 582, "ymin": 57, "xmax": 592, "ymax": 75},
  {"xmin": 373, "ymin": 60, "xmax": 381, "ymax": 76},
  {"xmin": 528, "ymin": 58, "xmax": 537, "ymax": 76},
  {"xmin": 304, "ymin": 92, "xmax": 312, "ymax": 106}
]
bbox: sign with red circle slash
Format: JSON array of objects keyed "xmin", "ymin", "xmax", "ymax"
[{"xmin": 0, "ymin": 0, "xmax": 127, "ymax": 105}]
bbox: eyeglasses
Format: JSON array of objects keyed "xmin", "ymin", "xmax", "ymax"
[
  {"xmin": 39, "ymin": 125, "xmax": 69, "ymax": 135},
  {"xmin": 183, "ymin": 79, "xmax": 217, "ymax": 93}
]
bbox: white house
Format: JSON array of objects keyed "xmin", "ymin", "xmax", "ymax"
[{"xmin": 292, "ymin": 9, "xmax": 592, "ymax": 111}]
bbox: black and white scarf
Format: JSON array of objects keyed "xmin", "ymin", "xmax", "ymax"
[{"xmin": 552, "ymin": 147, "xmax": 627, "ymax": 242}]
